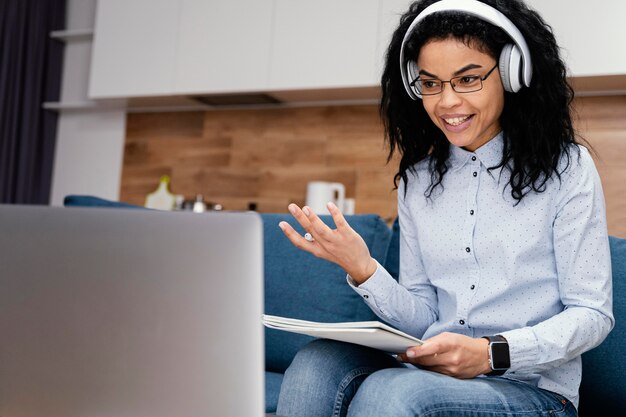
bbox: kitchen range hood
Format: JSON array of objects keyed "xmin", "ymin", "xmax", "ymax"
[{"xmin": 192, "ymin": 93, "xmax": 282, "ymax": 106}]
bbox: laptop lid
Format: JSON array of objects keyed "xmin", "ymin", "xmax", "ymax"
[{"xmin": 0, "ymin": 205, "xmax": 264, "ymax": 417}]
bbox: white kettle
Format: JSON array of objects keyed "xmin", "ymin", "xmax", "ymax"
[{"xmin": 305, "ymin": 181, "xmax": 345, "ymax": 215}]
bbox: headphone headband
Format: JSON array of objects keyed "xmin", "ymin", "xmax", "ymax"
[{"xmin": 399, "ymin": 0, "xmax": 533, "ymax": 99}]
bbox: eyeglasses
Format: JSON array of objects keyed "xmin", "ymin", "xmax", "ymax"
[{"xmin": 410, "ymin": 63, "xmax": 499, "ymax": 96}]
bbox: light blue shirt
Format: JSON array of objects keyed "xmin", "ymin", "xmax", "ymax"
[{"xmin": 349, "ymin": 133, "xmax": 614, "ymax": 408}]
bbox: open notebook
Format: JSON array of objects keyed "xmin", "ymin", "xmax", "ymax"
[{"xmin": 263, "ymin": 314, "xmax": 423, "ymax": 353}]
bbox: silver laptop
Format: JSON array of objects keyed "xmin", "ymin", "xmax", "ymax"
[{"xmin": 0, "ymin": 205, "xmax": 264, "ymax": 417}]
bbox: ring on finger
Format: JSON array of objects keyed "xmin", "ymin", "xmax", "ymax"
[{"xmin": 304, "ymin": 232, "xmax": 315, "ymax": 242}]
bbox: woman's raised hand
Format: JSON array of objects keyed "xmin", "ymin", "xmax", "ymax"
[{"xmin": 278, "ymin": 202, "xmax": 378, "ymax": 284}]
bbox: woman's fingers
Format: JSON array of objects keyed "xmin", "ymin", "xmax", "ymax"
[
  {"xmin": 406, "ymin": 341, "xmax": 441, "ymax": 359},
  {"xmin": 326, "ymin": 201, "xmax": 351, "ymax": 231},
  {"xmin": 287, "ymin": 203, "xmax": 313, "ymax": 230},
  {"xmin": 278, "ymin": 221, "xmax": 312, "ymax": 250},
  {"xmin": 397, "ymin": 351, "xmax": 443, "ymax": 367},
  {"xmin": 287, "ymin": 203, "xmax": 332, "ymax": 241},
  {"xmin": 399, "ymin": 333, "xmax": 490, "ymax": 379},
  {"xmin": 286, "ymin": 202, "xmax": 352, "ymax": 243},
  {"xmin": 282, "ymin": 204, "xmax": 331, "ymax": 252},
  {"xmin": 281, "ymin": 202, "xmax": 375, "ymax": 283},
  {"xmin": 300, "ymin": 206, "xmax": 335, "ymax": 241}
]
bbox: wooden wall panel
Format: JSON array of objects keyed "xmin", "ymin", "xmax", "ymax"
[
  {"xmin": 121, "ymin": 96, "xmax": 626, "ymax": 236},
  {"xmin": 121, "ymin": 106, "xmax": 398, "ymax": 221},
  {"xmin": 573, "ymin": 96, "xmax": 626, "ymax": 238}
]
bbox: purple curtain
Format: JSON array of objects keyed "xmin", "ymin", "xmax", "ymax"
[{"xmin": 0, "ymin": 0, "xmax": 66, "ymax": 204}]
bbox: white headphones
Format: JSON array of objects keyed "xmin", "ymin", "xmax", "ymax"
[{"xmin": 399, "ymin": 0, "xmax": 533, "ymax": 100}]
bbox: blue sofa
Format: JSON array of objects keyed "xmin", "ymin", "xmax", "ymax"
[
  {"xmin": 262, "ymin": 215, "xmax": 625, "ymax": 415},
  {"xmin": 64, "ymin": 196, "xmax": 624, "ymax": 415}
]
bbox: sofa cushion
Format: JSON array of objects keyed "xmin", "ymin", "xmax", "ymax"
[
  {"xmin": 262, "ymin": 214, "xmax": 391, "ymax": 373},
  {"xmin": 265, "ymin": 371, "xmax": 284, "ymax": 413},
  {"xmin": 578, "ymin": 236, "xmax": 625, "ymax": 415}
]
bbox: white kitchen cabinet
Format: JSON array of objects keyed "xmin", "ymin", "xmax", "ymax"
[
  {"xmin": 268, "ymin": 0, "xmax": 381, "ymax": 90},
  {"xmin": 525, "ymin": 0, "xmax": 626, "ymax": 77},
  {"xmin": 175, "ymin": 0, "xmax": 274, "ymax": 94},
  {"xmin": 87, "ymin": 0, "xmax": 626, "ymax": 100},
  {"xmin": 375, "ymin": 0, "xmax": 412, "ymax": 81},
  {"xmin": 89, "ymin": 0, "xmax": 180, "ymax": 98}
]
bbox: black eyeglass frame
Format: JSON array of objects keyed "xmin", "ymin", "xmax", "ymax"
[{"xmin": 409, "ymin": 63, "xmax": 499, "ymax": 96}]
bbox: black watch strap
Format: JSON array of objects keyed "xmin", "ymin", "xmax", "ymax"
[{"xmin": 482, "ymin": 335, "xmax": 510, "ymax": 376}]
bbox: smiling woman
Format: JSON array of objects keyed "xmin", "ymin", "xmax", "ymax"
[
  {"xmin": 417, "ymin": 38, "xmax": 504, "ymax": 151},
  {"xmin": 276, "ymin": 0, "xmax": 612, "ymax": 416}
]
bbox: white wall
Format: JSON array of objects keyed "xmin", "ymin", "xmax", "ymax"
[
  {"xmin": 50, "ymin": 110, "xmax": 126, "ymax": 205},
  {"xmin": 50, "ymin": 0, "xmax": 127, "ymax": 206}
]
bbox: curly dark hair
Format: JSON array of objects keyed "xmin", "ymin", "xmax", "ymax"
[{"xmin": 381, "ymin": 0, "xmax": 580, "ymax": 202}]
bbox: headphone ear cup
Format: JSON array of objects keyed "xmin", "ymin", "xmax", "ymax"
[
  {"xmin": 499, "ymin": 43, "xmax": 523, "ymax": 93},
  {"xmin": 407, "ymin": 61, "xmax": 422, "ymax": 99}
]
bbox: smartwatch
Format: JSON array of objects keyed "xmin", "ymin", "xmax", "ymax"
[{"xmin": 482, "ymin": 335, "xmax": 510, "ymax": 376}]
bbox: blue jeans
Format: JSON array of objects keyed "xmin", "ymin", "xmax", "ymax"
[{"xmin": 276, "ymin": 339, "xmax": 578, "ymax": 417}]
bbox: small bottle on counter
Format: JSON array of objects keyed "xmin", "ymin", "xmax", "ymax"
[
  {"xmin": 144, "ymin": 175, "xmax": 176, "ymax": 210},
  {"xmin": 192, "ymin": 194, "xmax": 207, "ymax": 213}
]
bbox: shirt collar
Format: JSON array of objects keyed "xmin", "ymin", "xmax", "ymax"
[{"xmin": 448, "ymin": 131, "xmax": 504, "ymax": 172}]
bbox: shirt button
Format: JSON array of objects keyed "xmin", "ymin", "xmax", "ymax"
[
  {"xmin": 473, "ymin": 172, "xmax": 478, "ymax": 177},
  {"xmin": 470, "ymin": 285, "xmax": 475, "ymax": 290},
  {"xmin": 470, "ymin": 210, "xmax": 475, "ymax": 215},
  {"xmin": 465, "ymin": 247, "xmax": 471, "ymax": 253},
  {"xmin": 471, "ymin": 156, "xmax": 477, "ymax": 161},
  {"xmin": 459, "ymin": 319, "xmax": 465, "ymax": 325}
]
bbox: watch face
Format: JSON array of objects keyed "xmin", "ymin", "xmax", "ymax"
[{"xmin": 491, "ymin": 342, "xmax": 510, "ymax": 370}]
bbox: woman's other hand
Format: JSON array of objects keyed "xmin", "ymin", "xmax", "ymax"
[
  {"xmin": 278, "ymin": 202, "xmax": 378, "ymax": 284},
  {"xmin": 397, "ymin": 333, "xmax": 491, "ymax": 379}
]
